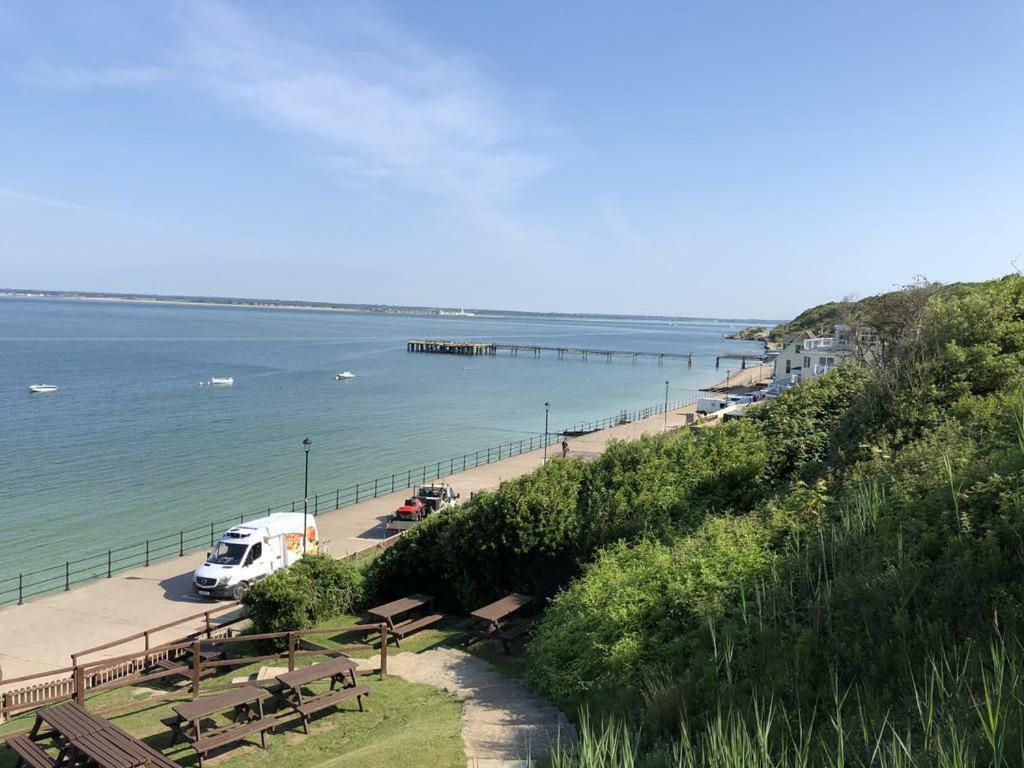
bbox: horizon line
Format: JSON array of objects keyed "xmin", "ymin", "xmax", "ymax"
[{"xmin": 0, "ymin": 287, "xmax": 786, "ymax": 326}]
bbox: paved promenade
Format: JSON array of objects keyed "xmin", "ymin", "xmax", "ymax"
[{"xmin": 0, "ymin": 365, "xmax": 771, "ymax": 684}]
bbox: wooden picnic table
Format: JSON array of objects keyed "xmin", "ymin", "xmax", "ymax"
[
  {"xmin": 276, "ymin": 657, "xmax": 369, "ymax": 734},
  {"xmin": 68, "ymin": 727, "xmax": 176, "ymax": 768},
  {"xmin": 10, "ymin": 709, "xmax": 178, "ymax": 768},
  {"xmin": 28, "ymin": 700, "xmax": 110, "ymax": 743},
  {"xmin": 467, "ymin": 593, "xmax": 536, "ymax": 654},
  {"xmin": 167, "ymin": 685, "xmax": 271, "ymax": 767},
  {"xmin": 167, "ymin": 684, "xmax": 269, "ymax": 744},
  {"xmin": 366, "ymin": 593, "xmax": 443, "ymax": 647},
  {"xmin": 470, "ymin": 593, "xmax": 534, "ymax": 631}
]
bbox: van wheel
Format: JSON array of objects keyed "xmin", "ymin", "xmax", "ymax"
[{"xmin": 231, "ymin": 582, "xmax": 249, "ymax": 601}]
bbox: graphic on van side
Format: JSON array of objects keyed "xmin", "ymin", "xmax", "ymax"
[{"xmin": 284, "ymin": 529, "xmax": 319, "ymax": 556}]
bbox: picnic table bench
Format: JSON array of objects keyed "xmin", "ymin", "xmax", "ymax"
[
  {"xmin": 7, "ymin": 735, "xmax": 59, "ymax": 768},
  {"xmin": 367, "ymin": 593, "xmax": 443, "ymax": 647},
  {"xmin": 68, "ymin": 726, "xmax": 178, "ymax": 768},
  {"xmin": 9, "ymin": 701, "xmax": 111, "ymax": 768},
  {"xmin": 8, "ymin": 702, "xmax": 177, "ymax": 768},
  {"xmin": 165, "ymin": 685, "xmax": 271, "ymax": 767},
  {"xmin": 150, "ymin": 647, "xmax": 223, "ymax": 684},
  {"xmin": 466, "ymin": 593, "xmax": 536, "ymax": 654},
  {"xmin": 275, "ymin": 657, "xmax": 369, "ymax": 734}
]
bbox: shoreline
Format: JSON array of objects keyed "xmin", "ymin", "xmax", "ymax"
[
  {"xmin": 0, "ymin": 364, "xmax": 771, "ymax": 681},
  {"xmin": 0, "ymin": 292, "xmax": 779, "ymax": 326}
]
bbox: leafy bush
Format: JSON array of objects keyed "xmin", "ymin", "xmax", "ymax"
[
  {"xmin": 291, "ymin": 554, "xmax": 364, "ymax": 622},
  {"xmin": 242, "ymin": 554, "xmax": 364, "ymax": 637},
  {"xmin": 242, "ymin": 567, "xmax": 313, "ymax": 636},
  {"xmin": 527, "ymin": 516, "xmax": 773, "ymax": 715},
  {"xmin": 365, "ymin": 457, "xmax": 589, "ymax": 610}
]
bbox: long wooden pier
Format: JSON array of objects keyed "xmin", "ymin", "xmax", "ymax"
[
  {"xmin": 409, "ymin": 339, "xmax": 698, "ymax": 366},
  {"xmin": 407, "ymin": 339, "xmax": 769, "ymax": 368}
]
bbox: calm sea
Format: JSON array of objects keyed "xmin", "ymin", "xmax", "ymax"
[{"xmin": 0, "ymin": 298, "xmax": 765, "ymax": 581}]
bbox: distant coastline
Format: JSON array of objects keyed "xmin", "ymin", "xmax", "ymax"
[{"xmin": 0, "ymin": 288, "xmax": 780, "ymax": 326}]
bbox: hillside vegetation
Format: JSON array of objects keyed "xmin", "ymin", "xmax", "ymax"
[{"xmin": 361, "ymin": 274, "xmax": 1024, "ymax": 765}]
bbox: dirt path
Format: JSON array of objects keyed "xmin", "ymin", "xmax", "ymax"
[{"xmin": 381, "ymin": 648, "xmax": 576, "ymax": 766}]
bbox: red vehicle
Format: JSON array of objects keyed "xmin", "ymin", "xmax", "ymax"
[
  {"xmin": 393, "ymin": 497, "xmax": 427, "ymax": 523},
  {"xmin": 387, "ymin": 483, "xmax": 459, "ymax": 532}
]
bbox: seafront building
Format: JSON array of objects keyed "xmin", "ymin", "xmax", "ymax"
[{"xmin": 767, "ymin": 324, "xmax": 868, "ymax": 396}]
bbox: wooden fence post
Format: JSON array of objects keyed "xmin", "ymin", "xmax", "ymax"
[
  {"xmin": 205, "ymin": 611, "xmax": 212, "ymax": 638},
  {"xmin": 288, "ymin": 632, "xmax": 297, "ymax": 671},
  {"xmin": 73, "ymin": 664, "xmax": 85, "ymax": 705},
  {"xmin": 191, "ymin": 639, "xmax": 201, "ymax": 700},
  {"xmin": 379, "ymin": 623, "xmax": 388, "ymax": 680}
]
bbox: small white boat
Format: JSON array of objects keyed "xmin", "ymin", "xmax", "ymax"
[
  {"xmin": 209, "ymin": 377, "xmax": 234, "ymax": 386},
  {"xmin": 29, "ymin": 384, "xmax": 60, "ymax": 394},
  {"xmin": 336, "ymin": 371, "xmax": 355, "ymax": 380}
]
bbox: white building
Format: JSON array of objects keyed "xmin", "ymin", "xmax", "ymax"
[{"xmin": 768, "ymin": 324, "xmax": 862, "ymax": 395}]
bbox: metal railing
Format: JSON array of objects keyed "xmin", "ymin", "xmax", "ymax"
[{"xmin": 0, "ymin": 393, "xmax": 698, "ymax": 607}]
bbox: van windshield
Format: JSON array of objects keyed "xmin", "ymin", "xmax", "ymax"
[{"xmin": 208, "ymin": 541, "xmax": 248, "ymax": 566}]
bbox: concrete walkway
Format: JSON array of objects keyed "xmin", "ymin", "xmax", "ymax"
[
  {"xmin": 384, "ymin": 648, "xmax": 576, "ymax": 767},
  {"xmin": 0, "ymin": 365, "xmax": 771, "ymax": 683}
]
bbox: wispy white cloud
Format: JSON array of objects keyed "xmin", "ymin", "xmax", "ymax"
[
  {"xmin": 174, "ymin": 2, "xmax": 547, "ymax": 203},
  {"xmin": 21, "ymin": 64, "xmax": 169, "ymax": 90},
  {"xmin": 0, "ymin": 188, "xmax": 157, "ymax": 228},
  {"xmin": 0, "ymin": 188, "xmax": 103, "ymax": 214}
]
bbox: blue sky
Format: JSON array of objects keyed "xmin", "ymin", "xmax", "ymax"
[{"xmin": 0, "ymin": 1, "xmax": 1021, "ymax": 318}]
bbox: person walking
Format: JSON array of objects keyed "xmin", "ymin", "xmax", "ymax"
[{"xmin": 561, "ymin": 439, "xmax": 569, "ymax": 458}]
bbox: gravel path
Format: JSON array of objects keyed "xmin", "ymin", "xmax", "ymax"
[{"xmin": 380, "ymin": 647, "xmax": 576, "ymax": 766}]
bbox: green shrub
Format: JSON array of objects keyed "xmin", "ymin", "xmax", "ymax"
[
  {"xmin": 242, "ymin": 554, "xmax": 364, "ymax": 638},
  {"xmin": 242, "ymin": 566, "xmax": 313, "ymax": 636},
  {"xmin": 365, "ymin": 458, "xmax": 589, "ymax": 610},
  {"xmin": 527, "ymin": 516, "xmax": 773, "ymax": 716},
  {"xmin": 291, "ymin": 554, "xmax": 364, "ymax": 621}
]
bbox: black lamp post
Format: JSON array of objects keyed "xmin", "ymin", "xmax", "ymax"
[
  {"xmin": 664, "ymin": 380, "xmax": 670, "ymax": 432},
  {"xmin": 302, "ymin": 437, "xmax": 312, "ymax": 555},
  {"xmin": 543, "ymin": 402, "xmax": 550, "ymax": 462}
]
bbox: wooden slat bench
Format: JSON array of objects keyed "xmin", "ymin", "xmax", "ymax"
[
  {"xmin": 389, "ymin": 613, "xmax": 444, "ymax": 645},
  {"xmin": 496, "ymin": 620, "xmax": 536, "ymax": 654},
  {"xmin": 6, "ymin": 734, "xmax": 56, "ymax": 768},
  {"xmin": 294, "ymin": 684, "xmax": 370, "ymax": 718},
  {"xmin": 192, "ymin": 716, "xmax": 276, "ymax": 767},
  {"xmin": 153, "ymin": 648, "xmax": 222, "ymax": 683}
]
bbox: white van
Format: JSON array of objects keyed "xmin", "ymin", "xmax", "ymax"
[{"xmin": 192, "ymin": 513, "xmax": 319, "ymax": 600}]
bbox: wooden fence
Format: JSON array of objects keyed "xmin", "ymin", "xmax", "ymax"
[
  {"xmin": 0, "ymin": 622, "xmax": 387, "ymax": 732},
  {"xmin": 0, "ymin": 602, "xmax": 246, "ymax": 724}
]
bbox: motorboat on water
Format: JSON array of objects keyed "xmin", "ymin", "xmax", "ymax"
[
  {"xmin": 28, "ymin": 384, "xmax": 60, "ymax": 394},
  {"xmin": 209, "ymin": 377, "xmax": 234, "ymax": 386},
  {"xmin": 336, "ymin": 371, "xmax": 355, "ymax": 380}
]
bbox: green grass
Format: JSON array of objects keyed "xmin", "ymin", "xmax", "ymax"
[{"xmin": 0, "ymin": 655, "xmax": 462, "ymax": 768}]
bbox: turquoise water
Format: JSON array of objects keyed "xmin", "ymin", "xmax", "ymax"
[{"xmin": 0, "ymin": 298, "xmax": 764, "ymax": 588}]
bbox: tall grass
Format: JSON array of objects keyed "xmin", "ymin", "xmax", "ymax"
[{"xmin": 552, "ymin": 638, "xmax": 1024, "ymax": 767}]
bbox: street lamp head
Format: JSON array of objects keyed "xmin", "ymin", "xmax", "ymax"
[
  {"xmin": 545, "ymin": 401, "xmax": 550, "ymax": 408},
  {"xmin": 303, "ymin": 437, "xmax": 312, "ymax": 453}
]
